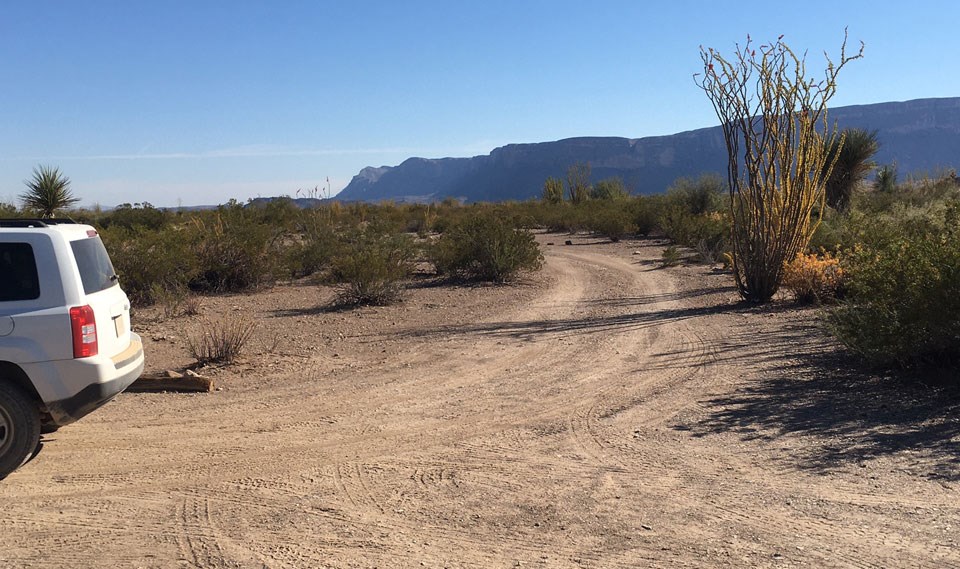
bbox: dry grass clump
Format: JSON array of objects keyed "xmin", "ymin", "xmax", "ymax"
[{"xmin": 186, "ymin": 315, "xmax": 257, "ymax": 365}]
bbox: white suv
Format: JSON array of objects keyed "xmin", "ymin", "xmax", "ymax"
[{"xmin": 0, "ymin": 219, "xmax": 144, "ymax": 478}]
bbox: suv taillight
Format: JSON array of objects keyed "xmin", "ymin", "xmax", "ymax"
[{"xmin": 70, "ymin": 305, "xmax": 98, "ymax": 358}]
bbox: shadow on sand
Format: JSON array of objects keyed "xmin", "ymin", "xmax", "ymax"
[{"xmin": 688, "ymin": 317, "xmax": 960, "ymax": 482}]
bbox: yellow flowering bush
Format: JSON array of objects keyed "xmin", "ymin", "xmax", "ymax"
[{"xmin": 781, "ymin": 252, "xmax": 845, "ymax": 304}]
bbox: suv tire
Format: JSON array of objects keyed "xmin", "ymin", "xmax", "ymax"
[{"xmin": 0, "ymin": 382, "xmax": 41, "ymax": 480}]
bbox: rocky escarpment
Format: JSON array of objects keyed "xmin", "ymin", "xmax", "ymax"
[{"xmin": 337, "ymin": 97, "xmax": 960, "ymax": 203}]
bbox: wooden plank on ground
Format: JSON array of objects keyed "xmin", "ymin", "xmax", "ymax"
[{"xmin": 128, "ymin": 371, "xmax": 214, "ymax": 393}]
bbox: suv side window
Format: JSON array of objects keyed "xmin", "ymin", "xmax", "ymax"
[
  {"xmin": 70, "ymin": 236, "xmax": 118, "ymax": 295},
  {"xmin": 0, "ymin": 242, "xmax": 41, "ymax": 301}
]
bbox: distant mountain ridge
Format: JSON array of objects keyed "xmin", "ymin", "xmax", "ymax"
[{"xmin": 337, "ymin": 97, "xmax": 960, "ymax": 203}]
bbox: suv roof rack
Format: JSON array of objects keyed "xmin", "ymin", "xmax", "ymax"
[{"xmin": 0, "ymin": 218, "xmax": 79, "ymax": 228}]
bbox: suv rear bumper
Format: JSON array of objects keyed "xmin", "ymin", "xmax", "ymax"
[{"xmin": 39, "ymin": 333, "xmax": 144, "ymax": 426}]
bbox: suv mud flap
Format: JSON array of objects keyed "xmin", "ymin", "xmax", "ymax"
[{"xmin": 44, "ymin": 375, "xmax": 138, "ymax": 426}]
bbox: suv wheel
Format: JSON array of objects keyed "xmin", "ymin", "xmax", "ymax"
[{"xmin": 0, "ymin": 382, "xmax": 41, "ymax": 479}]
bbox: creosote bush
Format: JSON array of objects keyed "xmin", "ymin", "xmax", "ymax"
[
  {"xmin": 430, "ymin": 214, "xmax": 543, "ymax": 282},
  {"xmin": 829, "ymin": 201, "xmax": 960, "ymax": 370},
  {"xmin": 189, "ymin": 208, "xmax": 282, "ymax": 293},
  {"xmin": 579, "ymin": 200, "xmax": 636, "ymax": 242},
  {"xmin": 187, "ymin": 315, "xmax": 257, "ymax": 365},
  {"xmin": 330, "ymin": 230, "xmax": 416, "ymax": 306},
  {"xmin": 99, "ymin": 225, "xmax": 197, "ymax": 306}
]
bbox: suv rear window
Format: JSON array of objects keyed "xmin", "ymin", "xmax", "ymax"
[
  {"xmin": 0, "ymin": 243, "xmax": 41, "ymax": 301},
  {"xmin": 70, "ymin": 236, "xmax": 118, "ymax": 295}
]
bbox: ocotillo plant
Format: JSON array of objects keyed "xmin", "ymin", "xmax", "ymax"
[{"xmin": 695, "ymin": 31, "xmax": 863, "ymax": 302}]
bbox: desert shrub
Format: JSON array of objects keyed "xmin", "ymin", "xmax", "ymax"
[
  {"xmin": 181, "ymin": 294, "xmax": 203, "ymax": 316},
  {"xmin": 405, "ymin": 203, "xmax": 438, "ymax": 236},
  {"xmin": 657, "ymin": 177, "xmax": 729, "ymax": 248},
  {"xmin": 587, "ymin": 207, "xmax": 635, "ymax": 242},
  {"xmin": 659, "ymin": 208, "xmax": 729, "ymax": 251},
  {"xmin": 536, "ymin": 203, "xmax": 585, "ymax": 233},
  {"xmin": 99, "ymin": 202, "xmax": 170, "ymax": 231},
  {"xmin": 250, "ymin": 197, "xmax": 300, "ymax": 229},
  {"xmin": 693, "ymin": 237, "xmax": 726, "ymax": 264},
  {"xmin": 808, "ymin": 206, "xmax": 857, "ymax": 254},
  {"xmin": 589, "ymin": 177, "xmax": 629, "ymax": 201},
  {"xmin": 566, "ymin": 162, "xmax": 591, "ymax": 205},
  {"xmin": 829, "ymin": 202, "xmax": 960, "ymax": 369},
  {"xmin": 187, "ymin": 315, "xmax": 257, "ymax": 365},
  {"xmin": 664, "ymin": 174, "xmax": 725, "ymax": 216},
  {"xmin": 629, "ymin": 197, "xmax": 660, "ymax": 237},
  {"xmin": 781, "ymin": 252, "xmax": 845, "ymax": 304},
  {"xmin": 150, "ymin": 283, "xmax": 188, "ymax": 319},
  {"xmin": 542, "ymin": 177, "xmax": 565, "ymax": 204},
  {"xmin": 660, "ymin": 245, "xmax": 682, "ymax": 267},
  {"xmin": 189, "ymin": 208, "xmax": 281, "ymax": 293},
  {"xmin": 856, "ymin": 170, "xmax": 960, "ymax": 215},
  {"xmin": 874, "ymin": 163, "xmax": 898, "ymax": 193},
  {"xmin": 576, "ymin": 201, "xmax": 636, "ymax": 242},
  {"xmin": 281, "ymin": 213, "xmax": 338, "ymax": 278},
  {"xmin": 99, "ymin": 225, "xmax": 198, "ymax": 306},
  {"xmin": 0, "ymin": 202, "xmax": 21, "ymax": 217},
  {"xmin": 330, "ymin": 230, "xmax": 416, "ymax": 306},
  {"xmin": 430, "ymin": 214, "xmax": 543, "ymax": 282}
]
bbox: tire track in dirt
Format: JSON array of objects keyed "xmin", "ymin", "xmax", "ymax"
[{"xmin": 3, "ymin": 238, "xmax": 958, "ymax": 568}]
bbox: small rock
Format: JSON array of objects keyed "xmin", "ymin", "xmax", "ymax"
[
  {"xmin": 641, "ymin": 524, "xmax": 653, "ymax": 531},
  {"xmin": 564, "ymin": 240, "xmax": 573, "ymax": 245}
]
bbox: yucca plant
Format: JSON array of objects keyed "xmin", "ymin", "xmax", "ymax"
[
  {"xmin": 823, "ymin": 128, "xmax": 880, "ymax": 212},
  {"xmin": 20, "ymin": 165, "xmax": 79, "ymax": 218}
]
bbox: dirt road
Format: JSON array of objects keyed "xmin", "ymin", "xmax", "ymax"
[{"xmin": 2, "ymin": 236, "xmax": 958, "ymax": 568}]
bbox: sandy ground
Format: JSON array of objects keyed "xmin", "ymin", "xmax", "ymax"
[{"xmin": 2, "ymin": 235, "xmax": 959, "ymax": 568}]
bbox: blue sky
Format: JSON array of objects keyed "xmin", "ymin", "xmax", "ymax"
[{"xmin": 1, "ymin": 1, "xmax": 957, "ymax": 207}]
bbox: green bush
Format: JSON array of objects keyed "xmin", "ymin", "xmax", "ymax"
[
  {"xmin": 99, "ymin": 202, "xmax": 170, "ymax": 231},
  {"xmin": 659, "ymin": 207, "xmax": 729, "ymax": 249},
  {"xmin": 330, "ymin": 230, "xmax": 416, "ymax": 306},
  {"xmin": 829, "ymin": 202, "xmax": 960, "ymax": 370},
  {"xmin": 808, "ymin": 206, "xmax": 857, "ymax": 254},
  {"xmin": 665, "ymin": 173, "xmax": 725, "ymax": 215},
  {"xmin": 99, "ymin": 225, "xmax": 197, "ymax": 306},
  {"xmin": 188, "ymin": 207, "xmax": 282, "ymax": 293},
  {"xmin": 629, "ymin": 197, "xmax": 660, "ymax": 237},
  {"xmin": 535, "ymin": 203, "xmax": 584, "ymax": 233},
  {"xmin": 589, "ymin": 177, "xmax": 629, "ymax": 201},
  {"xmin": 281, "ymin": 213, "xmax": 338, "ymax": 278},
  {"xmin": 430, "ymin": 214, "xmax": 543, "ymax": 282},
  {"xmin": 0, "ymin": 203, "xmax": 21, "ymax": 217},
  {"xmin": 657, "ymin": 175, "xmax": 728, "ymax": 249},
  {"xmin": 582, "ymin": 202, "xmax": 635, "ymax": 242}
]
